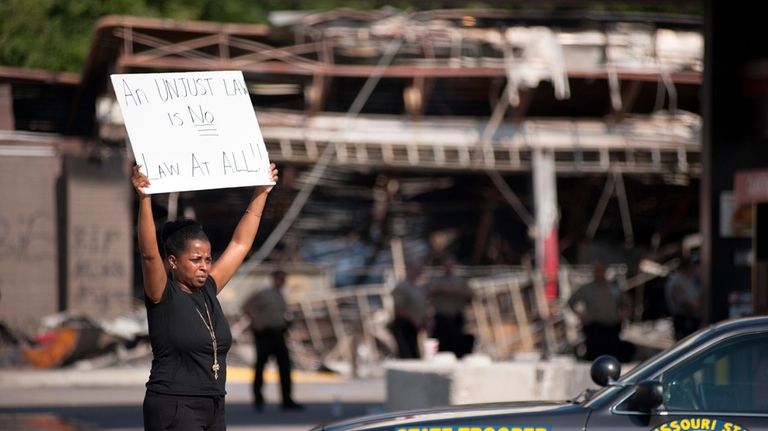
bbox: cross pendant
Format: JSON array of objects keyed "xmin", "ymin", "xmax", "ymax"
[{"xmin": 212, "ymin": 362, "xmax": 220, "ymax": 380}]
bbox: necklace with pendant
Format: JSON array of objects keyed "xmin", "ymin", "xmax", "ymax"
[{"xmin": 194, "ymin": 300, "xmax": 220, "ymax": 380}]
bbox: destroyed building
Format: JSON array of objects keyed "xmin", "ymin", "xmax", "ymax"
[
  {"xmin": 91, "ymin": 9, "xmax": 702, "ymax": 282},
  {"xmin": 0, "ymin": 8, "xmax": 704, "ymax": 361}
]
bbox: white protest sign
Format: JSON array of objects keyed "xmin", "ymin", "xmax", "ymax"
[{"xmin": 110, "ymin": 70, "xmax": 272, "ymax": 194}]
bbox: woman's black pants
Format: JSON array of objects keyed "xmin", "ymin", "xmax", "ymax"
[{"xmin": 143, "ymin": 391, "xmax": 225, "ymax": 431}]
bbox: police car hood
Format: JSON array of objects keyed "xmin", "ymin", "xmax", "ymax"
[{"xmin": 317, "ymin": 400, "xmax": 586, "ymax": 431}]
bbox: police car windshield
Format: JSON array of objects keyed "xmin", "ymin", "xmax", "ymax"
[{"xmin": 619, "ymin": 329, "xmax": 703, "ymax": 382}]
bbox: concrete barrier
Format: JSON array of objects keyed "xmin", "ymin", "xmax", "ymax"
[{"xmin": 384, "ymin": 353, "xmax": 600, "ymax": 411}]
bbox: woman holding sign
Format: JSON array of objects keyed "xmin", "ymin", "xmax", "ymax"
[{"xmin": 132, "ymin": 163, "xmax": 278, "ymax": 431}]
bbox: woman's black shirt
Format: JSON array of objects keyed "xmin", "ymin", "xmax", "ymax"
[{"xmin": 145, "ymin": 276, "xmax": 232, "ymax": 396}]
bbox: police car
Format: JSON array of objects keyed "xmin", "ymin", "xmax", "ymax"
[{"xmin": 313, "ymin": 316, "xmax": 768, "ymax": 431}]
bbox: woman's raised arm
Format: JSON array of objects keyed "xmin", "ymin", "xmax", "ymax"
[
  {"xmin": 210, "ymin": 163, "xmax": 278, "ymax": 292},
  {"xmin": 132, "ymin": 165, "xmax": 167, "ymax": 303}
]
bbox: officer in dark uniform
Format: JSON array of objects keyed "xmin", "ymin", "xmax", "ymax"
[{"xmin": 242, "ymin": 270, "xmax": 303, "ymax": 411}]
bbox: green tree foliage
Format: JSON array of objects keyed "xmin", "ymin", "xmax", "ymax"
[{"xmin": 0, "ymin": 0, "xmax": 156, "ymax": 72}]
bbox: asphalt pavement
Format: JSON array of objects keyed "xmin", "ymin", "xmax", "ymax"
[{"xmin": 0, "ymin": 365, "xmax": 387, "ymax": 431}]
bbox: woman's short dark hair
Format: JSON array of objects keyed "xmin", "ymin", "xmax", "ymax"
[{"xmin": 160, "ymin": 219, "xmax": 209, "ymax": 258}]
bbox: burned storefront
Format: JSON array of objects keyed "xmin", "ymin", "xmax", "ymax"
[{"xmin": 1, "ymin": 7, "xmax": 703, "ymax": 366}]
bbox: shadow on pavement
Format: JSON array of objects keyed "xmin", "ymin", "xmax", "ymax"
[{"xmin": 0, "ymin": 401, "xmax": 384, "ymax": 430}]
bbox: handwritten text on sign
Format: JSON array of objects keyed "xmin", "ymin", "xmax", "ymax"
[{"xmin": 110, "ymin": 71, "xmax": 272, "ymax": 194}]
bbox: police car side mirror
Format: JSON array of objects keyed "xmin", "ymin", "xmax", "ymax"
[
  {"xmin": 631, "ymin": 380, "xmax": 663, "ymax": 413},
  {"xmin": 590, "ymin": 355, "xmax": 621, "ymax": 386}
]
